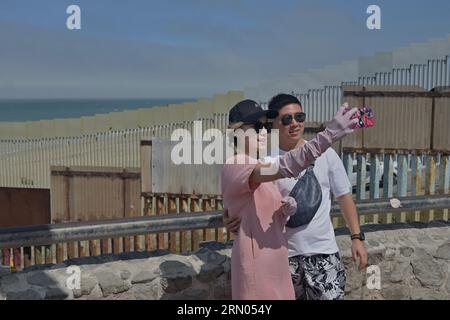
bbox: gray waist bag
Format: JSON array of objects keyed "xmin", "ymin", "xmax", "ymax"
[{"xmin": 285, "ymin": 165, "xmax": 322, "ymax": 228}]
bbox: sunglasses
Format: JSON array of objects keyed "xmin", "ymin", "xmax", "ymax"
[{"xmin": 280, "ymin": 112, "xmax": 306, "ymax": 126}]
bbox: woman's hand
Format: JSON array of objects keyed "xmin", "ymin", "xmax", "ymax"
[
  {"xmin": 325, "ymin": 103, "xmax": 359, "ymax": 141},
  {"xmin": 281, "ymin": 196, "xmax": 297, "ymax": 217},
  {"xmin": 223, "ymin": 208, "xmax": 241, "ymax": 235}
]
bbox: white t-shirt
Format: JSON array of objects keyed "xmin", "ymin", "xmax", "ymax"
[{"xmin": 268, "ymin": 142, "xmax": 352, "ymax": 257}]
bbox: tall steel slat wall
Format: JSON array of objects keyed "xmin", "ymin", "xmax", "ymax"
[
  {"xmin": 287, "ymin": 55, "xmax": 449, "ymax": 123},
  {"xmin": 434, "ymin": 87, "xmax": 450, "ymax": 151},
  {"xmin": 340, "ymin": 85, "xmax": 450, "ymax": 151},
  {"xmin": 1, "ymin": 55, "xmax": 449, "ymax": 192},
  {"xmin": 0, "ymin": 114, "xmax": 231, "ymax": 190}
]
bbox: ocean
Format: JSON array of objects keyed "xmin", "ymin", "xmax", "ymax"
[{"xmin": 0, "ymin": 98, "xmax": 194, "ymax": 122}]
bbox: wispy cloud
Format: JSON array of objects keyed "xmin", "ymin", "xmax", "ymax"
[{"xmin": 0, "ymin": 0, "xmax": 449, "ymax": 98}]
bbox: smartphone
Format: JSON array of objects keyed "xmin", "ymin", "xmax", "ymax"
[{"xmin": 346, "ymin": 106, "xmax": 375, "ymax": 129}]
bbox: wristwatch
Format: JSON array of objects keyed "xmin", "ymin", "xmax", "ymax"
[{"xmin": 350, "ymin": 232, "xmax": 365, "ymax": 241}]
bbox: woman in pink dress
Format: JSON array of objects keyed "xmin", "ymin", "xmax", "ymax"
[{"xmin": 221, "ymin": 100, "xmax": 358, "ymax": 300}]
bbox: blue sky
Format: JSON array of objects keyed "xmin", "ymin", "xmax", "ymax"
[{"xmin": 0, "ymin": 0, "xmax": 449, "ymax": 98}]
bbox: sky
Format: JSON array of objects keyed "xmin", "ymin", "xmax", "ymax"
[{"xmin": 0, "ymin": 0, "xmax": 449, "ymax": 99}]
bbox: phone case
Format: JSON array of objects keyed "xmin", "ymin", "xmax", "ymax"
[{"xmin": 346, "ymin": 106, "xmax": 375, "ymax": 129}]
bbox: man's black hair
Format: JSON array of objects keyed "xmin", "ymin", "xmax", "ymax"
[{"xmin": 268, "ymin": 93, "xmax": 302, "ymax": 112}]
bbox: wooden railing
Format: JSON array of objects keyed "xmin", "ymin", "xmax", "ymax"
[
  {"xmin": 1, "ymin": 144, "xmax": 449, "ymax": 271},
  {"xmin": 341, "ymin": 149, "xmax": 449, "ymax": 225},
  {"xmin": 1, "ymin": 194, "xmax": 450, "ymax": 272},
  {"xmin": 0, "ymin": 193, "xmax": 229, "ymax": 271}
]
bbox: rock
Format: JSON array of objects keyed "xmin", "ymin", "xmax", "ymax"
[
  {"xmin": 340, "ymin": 255, "xmax": 355, "ymax": 270},
  {"xmin": 0, "ymin": 265, "xmax": 10, "ymax": 277},
  {"xmin": 214, "ymin": 287, "xmax": 231, "ymax": 300},
  {"xmin": 159, "ymin": 260, "xmax": 195, "ymax": 294},
  {"xmin": 412, "ymin": 248, "xmax": 429, "ymax": 259},
  {"xmin": 344, "ymin": 285, "xmax": 352, "ymax": 294},
  {"xmin": 131, "ymin": 271, "xmax": 159, "ymax": 284},
  {"xmin": 6, "ymin": 289, "xmax": 42, "ymax": 300},
  {"xmin": 367, "ymin": 250, "xmax": 385, "ymax": 266},
  {"xmin": 44, "ymin": 287, "xmax": 70, "ymax": 300},
  {"xmin": 381, "ymin": 284, "xmax": 411, "ymax": 300},
  {"xmin": 345, "ymin": 288, "xmax": 363, "ymax": 300},
  {"xmin": 411, "ymin": 257, "xmax": 445, "ymax": 287},
  {"xmin": 130, "ymin": 279, "xmax": 161, "ymax": 300},
  {"xmin": 46, "ymin": 268, "xmax": 71, "ymax": 284},
  {"xmin": 415, "ymin": 234, "xmax": 436, "ymax": 247},
  {"xmin": 73, "ymin": 276, "xmax": 98, "ymax": 298},
  {"xmin": 1, "ymin": 274, "xmax": 28, "ymax": 292},
  {"xmin": 84, "ymin": 285, "xmax": 104, "ymax": 300},
  {"xmin": 95, "ymin": 271, "xmax": 132, "ymax": 297},
  {"xmin": 27, "ymin": 272, "xmax": 54, "ymax": 287},
  {"xmin": 216, "ymin": 249, "xmax": 232, "ymax": 259},
  {"xmin": 385, "ymin": 247, "xmax": 399, "ymax": 261},
  {"xmin": 447, "ymin": 276, "xmax": 450, "ymax": 293},
  {"xmin": 410, "ymin": 287, "xmax": 447, "ymax": 300},
  {"xmin": 197, "ymin": 263, "xmax": 224, "ymax": 283},
  {"xmin": 64, "ymin": 255, "xmax": 119, "ymax": 266},
  {"xmin": 400, "ymin": 247, "xmax": 414, "ymax": 257},
  {"xmin": 367, "ymin": 239, "xmax": 380, "ymax": 247},
  {"xmin": 347, "ymin": 277, "xmax": 364, "ymax": 291},
  {"xmin": 120, "ymin": 270, "xmax": 132, "ymax": 281},
  {"xmin": 171, "ymin": 288, "xmax": 209, "ymax": 300},
  {"xmin": 199, "ymin": 241, "xmax": 227, "ymax": 251},
  {"xmin": 22, "ymin": 264, "xmax": 55, "ymax": 273},
  {"xmin": 389, "ymin": 261, "xmax": 411, "ymax": 283},
  {"xmin": 213, "ymin": 277, "xmax": 232, "ymax": 300},
  {"xmin": 1, "ymin": 275, "xmax": 19, "ymax": 287},
  {"xmin": 364, "ymin": 293, "xmax": 383, "ymax": 300},
  {"xmin": 49, "ymin": 263, "xmax": 68, "ymax": 270},
  {"xmin": 195, "ymin": 248, "xmax": 227, "ymax": 265},
  {"xmin": 335, "ymin": 238, "xmax": 350, "ymax": 253},
  {"xmin": 222, "ymin": 260, "xmax": 230, "ymax": 274},
  {"xmin": 0, "ymin": 224, "xmax": 447, "ymax": 301},
  {"xmin": 160, "ymin": 276, "xmax": 192, "ymax": 294},
  {"xmin": 434, "ymin": 241, "xmax": 450, "ymax": 260},
  {"xmin": 345, "ymin": 265, "xmax": 365, "ymax": 290}
]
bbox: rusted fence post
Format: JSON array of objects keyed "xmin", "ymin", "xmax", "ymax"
[{"xmin": 178, "ymin": 196, "xmax": 189, "ymax": 253}]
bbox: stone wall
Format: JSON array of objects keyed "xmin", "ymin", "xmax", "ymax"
[
  {"xmin": 337, "ymin": 222, "xmax": 450, "ymax": 300},
  {"xmin": 1, "ymin": 222, "xmax": 449, "ymax": 300}
]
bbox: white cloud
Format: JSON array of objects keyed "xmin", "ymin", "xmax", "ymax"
[{"xmin": 0, "ymin": 1, "xmax": 449, "ymax": 98}]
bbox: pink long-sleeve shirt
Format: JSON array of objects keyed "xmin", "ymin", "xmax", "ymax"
[{"xmin": 221, "ymin": 154, "xmax": 295, "ymax": 300}]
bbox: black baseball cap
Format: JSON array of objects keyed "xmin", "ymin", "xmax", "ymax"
[{"xmin": 228, "ymin": 99, "xmax": 278, "ymax": 125}]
